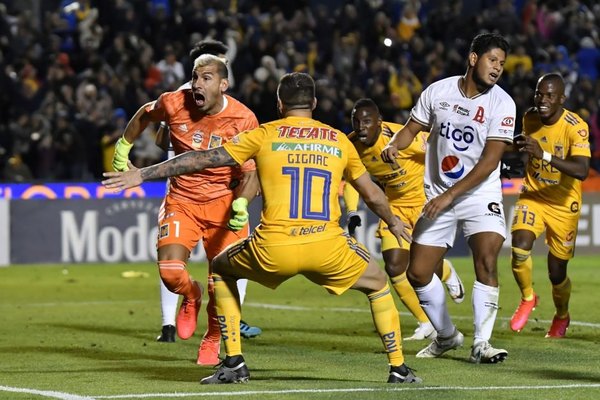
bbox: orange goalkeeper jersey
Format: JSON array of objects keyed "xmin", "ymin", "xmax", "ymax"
[{"xmin": 145, "ymin": 91, "xmax": 258, "ymax": 202}]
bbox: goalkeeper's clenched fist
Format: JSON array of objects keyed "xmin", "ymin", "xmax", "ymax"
[
  {"xmin": 228, "ymin": 197, "xmax": 249, "ymax": 231},
  {"xmin": 112, "ymin": 136, "xmax": 133, "ymax": 171}
]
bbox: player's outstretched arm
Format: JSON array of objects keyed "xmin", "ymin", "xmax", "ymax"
[
  {"xmin": 350, "ymin": 172, "xmax": 411, "ymax": 245},
  {"xmin": 103, "ymin": 147, "xmax": 238, "ymax": 191}
]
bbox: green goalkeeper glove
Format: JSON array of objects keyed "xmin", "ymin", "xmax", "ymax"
[
  {"xmin": 228, "ymin": 197, "xmax": 249, "ymax": 231},
  {"xmin": 112, "ymin": 136, "xmax": 133, "ymax": 171}
]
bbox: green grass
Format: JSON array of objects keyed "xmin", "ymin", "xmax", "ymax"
[{"xmin": 1, "ymin": 255, "xmax": 600, "ymax": 399}]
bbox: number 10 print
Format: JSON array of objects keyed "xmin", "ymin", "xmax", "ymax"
[{"xmin": 282, "ymin": 167, "xmax": 331, "ymax": 221}]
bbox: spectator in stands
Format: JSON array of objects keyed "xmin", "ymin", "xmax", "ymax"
[{"xmin": 0, "ymin": 1, "xmax": 599, "ymax": 181}]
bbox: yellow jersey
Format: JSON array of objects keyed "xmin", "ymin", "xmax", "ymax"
[
  {"xmin": 520, "ymin": 109, "xmax": 590, "ymax": 206},
  {"xmin": 224, "ymin": 116, "xmax": 367, "ymax": 245},
  {"xmin": 348, "ymin": 122, "xmax": 427, "ymax": 207}
]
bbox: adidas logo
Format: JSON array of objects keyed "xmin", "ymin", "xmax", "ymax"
[
  {"xmin": 540, "ymin": 136, "xmax": 547, "ymax": 143},
  {"xmin": 178, "ymin": 124, "xmax": 188, "ymax": 132}
]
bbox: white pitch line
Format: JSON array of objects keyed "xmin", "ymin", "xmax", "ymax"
[
  {"xmin": 0, "ymin": 385, "xmax": 95, "ymax": 400},
  {"xmin": 92, "ymin": 383, "xmax": 600, "ymax": 399},
  {"xmin": 2, "ymin": 299, "xmax": 600, "ymax": 329},
  {"xmin": 4, "ymin": 382, "xmax": 600, "ymax": 400}
]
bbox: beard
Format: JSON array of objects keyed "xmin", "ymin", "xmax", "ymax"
[{"xmin": 472, "ymin": 70, "xmax": 494, "ymax": 91}]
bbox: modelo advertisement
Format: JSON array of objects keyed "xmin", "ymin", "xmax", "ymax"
[{"xmin": 2, "ymin": 183, "xmax": 600, "ymax": 265}]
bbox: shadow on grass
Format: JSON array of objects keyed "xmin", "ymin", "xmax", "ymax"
[
  {"xmin": 522, "ymin": 367, "xmax": 600, "ymax": 383},
  {"xmin": 44, "ymin": 321, "xmax": 159, "ymax": 341}
]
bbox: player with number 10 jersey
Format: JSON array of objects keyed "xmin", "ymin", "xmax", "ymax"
[{"xmin": 224, "ymin": 116, "xmax": 365, "ymax": 247}]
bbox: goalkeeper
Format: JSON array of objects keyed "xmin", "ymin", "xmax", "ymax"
[{"xmin": 112, "ymin": 51, "xmax": 261, "ymax": 368}]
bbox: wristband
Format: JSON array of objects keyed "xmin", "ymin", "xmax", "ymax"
[{"xmin": 542, "ymin": 151, "xmax": 552, "ymax": 163}]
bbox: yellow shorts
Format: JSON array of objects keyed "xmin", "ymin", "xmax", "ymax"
[
  {"xmin": 224, "ymin": 233, "xmax": 370, "ymax": 295},
  {"xmin": 378, "ymin": 203, "xmax": 421, "ymax": 252},
  {"xmin": 511, "ymin": 198, "xmax": 580, "ymax": 260}
]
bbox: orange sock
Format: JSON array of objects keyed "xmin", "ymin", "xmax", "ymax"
[{"xmin": 158, "ymin": 260, "xmax": 201, "ymax": 300}]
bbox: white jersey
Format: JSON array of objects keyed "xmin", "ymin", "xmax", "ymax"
[{"xmin": 411, "ymin": 76, "xmax": 515, "ymax": 199}]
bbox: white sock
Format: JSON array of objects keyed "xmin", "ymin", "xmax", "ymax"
[
  {"xmin": 472, "ymin": 280, "xmax": 499, "ymax": 345},
  {"xmin": 237, "ymin": 278, "xmax": 248, "ymax": 305},
  {"xmin": 159, "ymin": 278, "xmax": 179, "ymax": 326},
  {"xmin": 414, "ymin": 274, "xmax": 455, "ymax": 337}
]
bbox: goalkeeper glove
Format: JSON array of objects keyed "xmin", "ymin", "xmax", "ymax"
[
  {"xmin": 112, "ymin": 136, "xmax": 133, "ymax": 171},
  {"xmin": 347, "ymin": 211, "xmax": 362, "ymax": 236},
  {"xmin": 228, "ymin": 197, "xmax": 249, "ymax": 231}
]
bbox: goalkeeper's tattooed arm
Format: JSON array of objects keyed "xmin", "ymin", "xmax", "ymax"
[{"xmin": 103, "ymin": 147, "xmax": 239, "ymax": 190}]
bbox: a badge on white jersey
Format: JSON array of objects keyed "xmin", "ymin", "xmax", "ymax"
[{"xmin": 441, "ymin": 155, "xmax": 465, "ymax": 180}]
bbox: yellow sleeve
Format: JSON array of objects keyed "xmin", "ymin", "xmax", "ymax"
[
  {"xmin": 568, "ymin": 119, "xmax": 591, "ymax": 158},
  {"xmin": 343, "ymin": 180, "xmax": 360, "ymax": 213}
]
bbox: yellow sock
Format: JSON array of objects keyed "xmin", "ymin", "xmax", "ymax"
[
  {"xmin": 511, "ymin": 247, "xmax": 534, "ymax": 300},
  {"xmin": 390, "ymin": 273, "xmax": 429, "ymax": 323},
  {"xmin": 552, "ymin": 277, "xmax": 571, "ymax": 318},
  {"xmin": 368, "ymin": 283, "xmax": 404, "ymax": 366},
  {"xmin": 213, "ymin": 273, "xmax": 242, "ymax": 356}
]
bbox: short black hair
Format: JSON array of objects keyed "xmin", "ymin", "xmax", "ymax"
[
  {"xmin": 352, "ymin": 98, "xmax": 380, "ymax": 114},
  {"xmin": 537, "ymin": 72, "xmax": 565, "ymax": 93},
  {"xmin": 277, "ymin": 72, "xmax": 315, "ymax": 109},
  {"xmin": 469, "ymin": 33, "xmax": 510, "ymax": 57},
  {"xmin": 189, "ymin": 39, "xmax": 229, "ymax": 61}
]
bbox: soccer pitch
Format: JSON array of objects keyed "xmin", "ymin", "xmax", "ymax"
[{"xmin": 1, "ymin": 255, "xmax": 599, "ymax": 400}]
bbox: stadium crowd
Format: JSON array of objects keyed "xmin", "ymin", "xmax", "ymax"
[{"xmin": 1, "ymin": 0, "xmax": 599, "ymax": 181}]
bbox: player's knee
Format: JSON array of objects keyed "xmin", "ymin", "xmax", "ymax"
[
  {"xmin": 406, "ymin": 268, "xmax": 425, "ymax": 287},
  {"xmin": 384, "ymin": 263, "xmax": 404, "ymax": 278},
  {"xmin": 511, "ymin": 247, "xmax": 531, "ymax": 263},
  {"xmin": 158, "ymin": 260, "xmax": 188, "ymax": 293}
]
